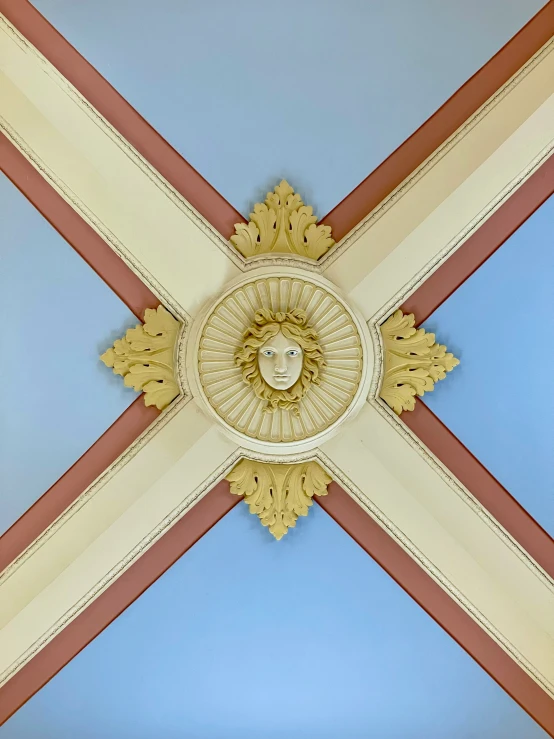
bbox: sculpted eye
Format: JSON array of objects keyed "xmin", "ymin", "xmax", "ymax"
[
  {"xmin": 287, "ymin": 350, "xmax": 299, "ymax": 357},
  {"xmin": 261, "ymin": 350, "xmax": 274, "ymax": 357}
]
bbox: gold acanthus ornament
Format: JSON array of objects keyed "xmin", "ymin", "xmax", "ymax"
[
  {"xmin": 226, "ymin": 459, "xmax": 332, "ymax": 540},
  {"xmin": 101, "ymin": 305, "xmax": 180, "ymax": 410},
  {"xmin": 379, "ymin": 310, "xmax": 459, "ymax": 414},
  {"xmin": 230, "ymin": 180, "xmax": 334, "ymax": 260}
]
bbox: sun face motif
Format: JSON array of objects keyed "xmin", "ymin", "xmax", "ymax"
[{"xmin": 234, "ymin": 308, "xmax": 325, "ymax": 415}]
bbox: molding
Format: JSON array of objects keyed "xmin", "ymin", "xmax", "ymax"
[
  {"xmin": 0, "ymin": 133, "xmax": 159, "ymax": 320},
  {"xmin": 101, "ymin": 305, "xmax": 182, "ymax": 410},
  {"xmin": 318, "ymin": 409, "xmax": 554, "ymax": 697},
  {"xmin": 379, "ymin": 310, "xmax": 459, "ymax": 414},
  {"xmin": 0, "ymin": 16, "xmax": 242, "ymax": 321},
  {"xmin": 0, "ymin": 481, "xmax": 240, "ymax": 726},
  {"xmin": 403, "ymin": 401, "xmax": 554, "ymax": 580},
  {"xmin": 316, "ymin": 485, "xmax": 554, "ymax": 736},
  {"xmin": 226, "ymin": 459, "xmax": 331, "ymax": 539},
  {"xmin": 402, "ymin": 149, "xmax": 554, "ymax": 322},
  {"xmin": 321, "ymin": 3, "xmax": 554, "ymax": 242},
  {"xmin": 0, "ymin": 0, "xmax": 245, "ymax": 240},
  {"xmin": 0, "ymin": 395, "xmax": 189, "ymax": 589},
  {"xmin": 0, "ymin": 399, "xmax": 158, "ymax": 575},
  {"xmin": 231, "ymin": 180, "xmax": 334, "ymax": 260}
]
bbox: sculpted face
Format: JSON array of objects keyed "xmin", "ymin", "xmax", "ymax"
[{"xmin": 258, "ymin": 330, "xmax": 303, "ymax": 390}]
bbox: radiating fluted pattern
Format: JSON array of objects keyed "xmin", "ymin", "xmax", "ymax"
[{"xmin": 198, "ymin": 277, "xmax": 363, "ymax": 442}]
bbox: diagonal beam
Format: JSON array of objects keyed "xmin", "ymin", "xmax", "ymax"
[
  {"xmin": 0, "ymin": 0, "xmax": 245, "ymax": 240},
  {"xmin": 320, "ymin": 403, "xmax": 554, "ymax": 694}
]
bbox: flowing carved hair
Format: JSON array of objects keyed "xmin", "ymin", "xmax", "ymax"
[{"xmin": 234, "ymin": 308, "xmax": 325, "ymax": 414}]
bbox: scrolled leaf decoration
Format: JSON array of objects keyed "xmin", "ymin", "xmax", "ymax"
[
  {"xmin": 230, "ymin": 180, "xmax": 334, "ymax": 260},
  {"xmin": 380, "ymin": 310, "xmax": 459, "ymax": 414},
  {"xmin": 101, "ymin": 305, "xmax": 181, "ymax": 410},
  {"xmin": 226, "ymin": 459, "xmax": 332, "ymax": 540}
]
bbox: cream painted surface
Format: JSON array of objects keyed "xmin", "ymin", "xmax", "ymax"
[
  {"xmin": 323, "ymin": 40, "xmax": 554, "ymax": 296},
  {"xmin": 1, "ymin": 10, "xmax": 554, "ymax": 699},
  {"xmin": 340, "ymin": 93, "xmax": 554, "ymax": 321},
  {"xmin": 321, "ymin": 403, "xmax": 554, "ymax": 692},
  {"xmin": 0, "ymin": 420, "xmax": 238, "ymax": 681},
  {"xmin": 0, "ymin": 401, "xmax": 215, "ymax": 629},
  {"xmin": 0, "ymin": 19, "xmax": 241, "ymax": 319}
]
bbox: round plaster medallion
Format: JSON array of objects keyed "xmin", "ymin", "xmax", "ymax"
[{"xmin": 185, "ymin": 267, "xmax": 372, "ymax": 455}]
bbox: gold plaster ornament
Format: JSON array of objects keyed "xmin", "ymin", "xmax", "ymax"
[
  {"xmin": 101, "ymin": 305, "xmax": 180, "ymax": 410},
  {"xmin": 196, "ymin": 275, "xmax": 363, "ymax": 444},
  {"xmin": 380, "ymin": 310, "xmax": 459, "ymax": 414},
  {"xmin": 230, "ymin": 180, "xmax": 334, "ymax": 260},
  {"xmin": 226, "ymin": 459, "xmax": 332, "ymax": 540}
]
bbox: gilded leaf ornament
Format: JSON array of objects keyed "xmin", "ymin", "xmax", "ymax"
[
  {"xmin": 230, "ymin": 180, "xmax": 334, "ymax": 260},
  {"xmin": 380, "ymin": 310, "xmax": 459, "ymax": 414},
  {"xmin": 226, "ymin": 459, "xmax": 332, "ymax": 540},
  {"xmin": 101, "ymin": 305, "xmax": 180, "ymax": 410}
]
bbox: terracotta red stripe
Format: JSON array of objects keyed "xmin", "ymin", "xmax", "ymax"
[
  {"xmin": 317, "ymin": 484, "xmax": 554, "ymax": 736},
  {"xmin": 0, "ymin": 0, "xmax": 245, "ymax": 239},
  {"xmin": 0, "ymin": 398, "xmax": 158, "ymax": 573},
  {"xmin": 322, "ymin": 1, "xmax": 554, "ymax": 240},
  {"xmin": 0, "ymin": 482, "xmax": 551, "ymax": 735},
  {"xmin": 401, "ymin": 151, "xmax": 554, "ymax": 323},
  {"xmin": 403, "ymin": 401, "xmax": 554, "ymax": 578},
  {"xmin": 0, "ymin": 133, "xmax": 159, "ymax": 320},
  {"xmin": 0, "ymin": 482, "xmax": 239, "ymax": 726}
]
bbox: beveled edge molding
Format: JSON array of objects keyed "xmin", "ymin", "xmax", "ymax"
[
  {"xmin": 101, "ymin": 305, "xmax": 182, "ymax": 410},
  {"xmin": 0, "ymin": 15, "xmax": 245, "ymax": 278},
  {"xmin": 231, "ymin": 180, "xmax": 334, "ymax": 260},
  {"xmin": 0, "ymin": 394, "xmax": 190, "ymax": 588},
  {"xmin": 379, "ymin": 310, "xmax": 459, "ymax": 414},
  {"xmin": 2, "ymin": 440, "xmax": 552, "ymax": 703},
  {"xmin": 314, "ymin": 450, "xmax": 554, "ymax": 699},
  {"xmin": 319, "ymin": 36, "xmax": 554, "ymax": 267},
  {"xmin": 361, "ymin": 147, "xmax": 554, "ymax": 597},
  {"xmin": 226, "ymin": 459, "xmax": 332, "ymax": 539}
]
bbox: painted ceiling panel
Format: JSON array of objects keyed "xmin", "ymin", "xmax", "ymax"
[
  {"xmin": 31, "ymin": 0, "xmax": 546, "ymax": 218},
  {"xmin": 422, "ymin": 193, "xmax": 554, "ymax": 537},
  {"xmin": 0, "ymin": 174, "xmax": 138, "ymax": 535},
  {"xmin": 1, "ymin": 504, "xmax": 547, "ymax": 738}
]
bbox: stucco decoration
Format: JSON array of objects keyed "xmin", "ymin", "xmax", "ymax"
[
  {"xmin": 230, "ymin": 180, "xmax": 334, "ymax": 260},
  {"xmin": 196, "ymin": 275, "xmax": 364, "ymax": 444},
  {"xmin": 226, "ymin": 459, "xmax": 332, "ymax": 539},
  {"xmin": 380, "ymin": 310, "xmax": 459, "ymax": 414},
  {"xmin": 101, "ymin": 306, "xmax": 180, "ymax": 410}
]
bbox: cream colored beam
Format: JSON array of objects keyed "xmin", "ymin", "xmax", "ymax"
[
  {"xmin": 0, "ymin": 401, "xmax": 226, "ymax": 629},
  {"xmin": 0, "ymin": 17, "xmax": 242, "ymax": 320},
  {"xmin": 323, "ymin": 41, "xmax": 554, "ymax": 318},
  {"xmin": 0, "ymin": 408, "xmax": 239, "ymax": 683},
  {"xmin": 320, "ymin": 402, "xmax": 554, "ymax": 695}
]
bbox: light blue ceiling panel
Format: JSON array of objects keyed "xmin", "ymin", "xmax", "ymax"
[
  {"xmin": 32, "ymin": 0, "xmax": 546, "ymax": 217},
  {"xmin": 1, "ymin": 504, "xmax": 547, "ymax": 738},
  {"xmin": 0, "ymin": 174, "xmax": 138, "ymax": 535},
  {"xmin": 422, "ymin": 193, "xmax": 554, "ymax": 536}
]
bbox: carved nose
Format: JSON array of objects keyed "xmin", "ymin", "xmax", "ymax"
[{"xmin": 275, "ymin": 363, "xmax": 287, "ymax": 374}]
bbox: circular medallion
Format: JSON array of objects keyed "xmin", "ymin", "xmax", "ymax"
[{"xmin": 186, "ymin": 268, "xmax": 371, "ymax": 454}]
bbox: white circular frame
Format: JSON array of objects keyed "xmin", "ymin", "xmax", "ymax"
[{"xmin": 181, "ymin": 266, "xmax": 374, "ymax": 458}]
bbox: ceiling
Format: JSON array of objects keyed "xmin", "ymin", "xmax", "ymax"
[{"xmin": 1, "ymin": 1, "xmax": 553, "ymax": 737}]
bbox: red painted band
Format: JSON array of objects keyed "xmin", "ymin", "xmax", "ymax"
[
  {"xmin": 0, "ymin": 483, "xmax": 551, "ymax": 736},
  {"xmin": 0, "ymin": 133, "xmax": 160, "ymax": 320},
  {"xmin": 403, "ymin": 401, "xmax": 554, "ymax": 579},
  {"xmin": 401, "ymin": 152, "xmax": 554, "ymax": 322},
  {"xmin": 0, "ymin": 0, "xmax": 245, "ymax": 240},
  {"xmin": 322, "ymin": 2, "xmax": 554, "ymax": 241},
  {"xmin": 0, "ymin": 398, "xmax": 158, "ymax": 574},
  {"xmin": 0, "ymin": 482, "xmax": 239, "ymax": 725},
  {"xmin": 317, "ymin": 484, "xmax": 554, "ymax": 736}
]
